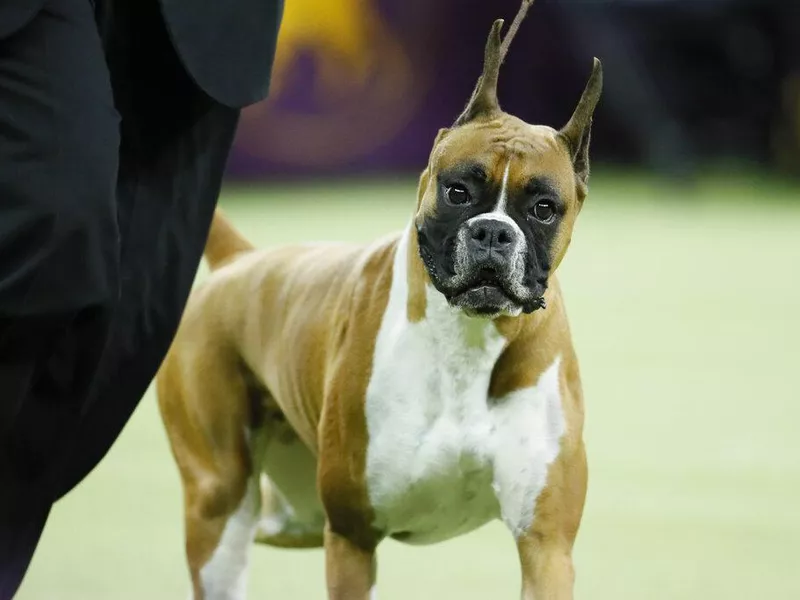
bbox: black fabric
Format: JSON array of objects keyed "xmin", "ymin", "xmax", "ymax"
[
  {"xmin": 0, "ymin": 475, "xmax": 50, "ymax": 600},
  {"xmin": 0, "ymin": 2, "xmax": 121, "ymax": 595},
  {"xmin": 0, "ymin": 0, "xmax": 120, "ymax": 467},
  {"xmin": 0, "ymin": 1, "xmax": 47, "ymax": 39},
  {"xmin": 0, "ymin": 0, "xmax": 280, "ymax": 596},
  {"xmin": 0, "ymin": 0, "xmax": 120, "ymax": 319},
  {"xmin": 49, "ymin": 0, "xmax": 241, "ymax": 501},
  {"xmin": 159, "ymin": 0, "xmax": 284, "ymax": 108}
]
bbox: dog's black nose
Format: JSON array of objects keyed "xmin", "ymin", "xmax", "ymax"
[{"xmin": 467, "ymin": 218, "xmax": 517, "ymax": 259}]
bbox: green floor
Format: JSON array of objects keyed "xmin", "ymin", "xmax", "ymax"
[{"xmin": 16, "ymin": 171, "xmax": 800, "ymax": 599}]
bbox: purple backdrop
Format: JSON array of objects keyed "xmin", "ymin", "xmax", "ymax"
[{"xmin": 226, "ymin": 0, "xmax": 597, "ymax": 179}]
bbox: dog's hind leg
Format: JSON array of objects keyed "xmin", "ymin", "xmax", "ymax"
[
  {"xmin": 157, "ymin": 349, "xmax": 263, "ymax": 600},
  {"xmin": 192, "ymin": 467, "xmax": 262, "ymax": 600}
]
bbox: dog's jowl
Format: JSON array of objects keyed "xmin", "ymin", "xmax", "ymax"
[{"xmin": 156, "ymin": 2, "xmax": 602, "ymax": 598}]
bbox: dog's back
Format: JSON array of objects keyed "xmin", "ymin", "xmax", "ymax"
[{"xmin": 159, "ymin": 208, "xmax": 398, "ymax": 442}]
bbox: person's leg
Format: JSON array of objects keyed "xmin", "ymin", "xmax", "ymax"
[
  {"xmin": 51, "ymin": 0, "xmax": 241, "ymax": 501},
  {"xmin": 0, "ymin": 0, "xmax": 119, "ymax": 595}
]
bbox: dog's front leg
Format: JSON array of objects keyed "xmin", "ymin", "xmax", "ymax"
[
  {"xmin": 517, "ymin": 536, "xmax": 576, "ymax": 600},
  {"xmin": 515, "ymin": 441, "xmax": 587, "ymax": 600},
  {"xmin": 317, "ymin": 373, "xmax": 380, "ymax": 600},
  {"xmin": 325, "ymin": 525, "xmax": 376, "ymax": 600}
]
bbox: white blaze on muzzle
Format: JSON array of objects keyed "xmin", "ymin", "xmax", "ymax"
[{"xmin": 453, "ymin": 157, "xmax": 526, "ymax": 287}]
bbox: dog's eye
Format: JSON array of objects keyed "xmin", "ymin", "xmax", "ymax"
[
  {"xmin": 446, "ymin": 185, "xmax": 470, "ymax": 206},
  {"xmin": 530, "ymin": 200, "xmax": 556, "ymax": 223}
]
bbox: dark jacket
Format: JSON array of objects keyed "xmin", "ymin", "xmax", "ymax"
[
  {"xmin": 0, "ymin": 1, "xmax": 42, "ymax": 40},
  {"xmin": 0, "ymin": 0, "xmax": 283, "ymax": 107},
  {"xmin": 160, "ymin": 0, "xmax": 284, "ymax": 107}
]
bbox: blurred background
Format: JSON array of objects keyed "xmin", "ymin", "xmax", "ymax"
[
  {"xmin": 17, "ymin": 0, "xmax": 800, "ymax": 599},
  {"xmin": 226, "ymin": 0, "xmax": 800, "ymax": 179}
]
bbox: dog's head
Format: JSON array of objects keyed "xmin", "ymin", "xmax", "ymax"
[{"xmin": 414, "ymin": 9, "xmax": 602, "ymax": 319}]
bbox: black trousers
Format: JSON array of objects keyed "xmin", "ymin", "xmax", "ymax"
[{"xmin": 0, "ymin": 0, "xmax": 240, "ymax": 596}]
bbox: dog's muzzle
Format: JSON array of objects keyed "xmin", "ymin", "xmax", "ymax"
[{"xmin": 448, "ymin": 215, "xmax": 530, "ymax": 316}]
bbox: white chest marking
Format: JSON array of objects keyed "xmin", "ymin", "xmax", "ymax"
[{"xmin": 364, "ymin": 227, "xmax": 565, "ymax": 543}]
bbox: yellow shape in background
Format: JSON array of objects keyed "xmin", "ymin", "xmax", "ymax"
[{"xmin": 270, "ymin": 0, "xmax": 389, "ymax": 99}]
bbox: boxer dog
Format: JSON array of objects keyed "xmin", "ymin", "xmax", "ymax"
[{"xmin": 157, "ymin": 2, "xmax": 602, "ymax": 598}]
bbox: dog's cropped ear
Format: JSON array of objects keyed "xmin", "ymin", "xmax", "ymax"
[
  {"xmin": 454, "ymin": 19, "xmax": 504, "ymax": 126},
  {"xmin": 454, "ymin": 0, "xmax": 535, "ymax": 127},
  {"xmin": 558, "ymin": 58, "xmax": 603, "ymax": 196}
]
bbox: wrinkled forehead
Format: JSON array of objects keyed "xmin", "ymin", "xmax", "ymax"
[{"xmin": 428, "ymin": 116, "xmax": 578, "ymax": 205}]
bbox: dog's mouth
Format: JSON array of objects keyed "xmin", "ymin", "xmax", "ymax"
[
  {"xmin": 448, "ymin": 268, "xmax": 519, "ymax": 316},
  {"xmin": 445, "ymin": 268, "xmax": 547, "ymax": 317},
  {"xmin": 460, "ymin": 269, "xmax": 506, "ymax": 295},
  {"xmin": 417, "ymin": 238, "xmax": 546, "ymax": 317}
]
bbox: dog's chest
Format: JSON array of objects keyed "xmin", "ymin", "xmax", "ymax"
[
  {"xmin": 365, "ymin": 321, "xmax": 503, "ymax": 544},
  {"xmin": 363, "ymin": 237, "xmax": 565, "ymax": 544}
]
